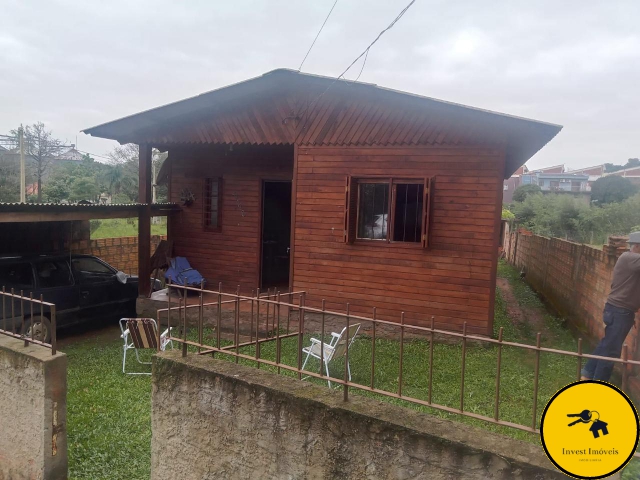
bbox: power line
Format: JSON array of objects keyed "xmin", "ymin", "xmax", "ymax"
[
  {"xmin": 296, "ymin": 0, "xmax": 417, "ymax": 139},
  {"xmin": 75, "ymin": 149, "xmax": 112, "ymax": 161},
  {"xmin": 298, "ymin": 0, "xmax": 339, "ymax": 71},
  {"xmin": 337, "ymin": 0, "xmax": 415, "ymax": 82}
]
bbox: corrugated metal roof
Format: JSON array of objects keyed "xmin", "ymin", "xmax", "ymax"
[
  {"xmin": 83, "ymin": 69, "xmax": 562, "ymax": 177},
  {"xmin": 0, "ymin": 202, "xmax": 180, "ymax": 223}
]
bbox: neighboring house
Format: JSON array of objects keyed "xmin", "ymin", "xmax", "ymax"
[
  {"xmin": 521, "ymin": 172, "xmax": 590, "ymax": 203},
  {"xmin": 503, "ymin": 164, "xmax": 567, "ymax": 203},
  {"xmin": 502, "ymin": 165, "xmax": 528, "ymax": 203},
  {"xmin": 532, "ymin": 164, "xmax": 565, "ymax": 174},
  {"xmin": 83, "ymin": 68, "xmax": 561, "ymax": 335},
  {"xmin": 607, "ymin": 166, "xmax": 640, "ymax": 186},
  {"xmin": 566, "ymin": 164, "xmax": 606, "ymax": 190},
  {"xmin": 0, "ymin": 147, "xmax": 85, "ymax": 191}
]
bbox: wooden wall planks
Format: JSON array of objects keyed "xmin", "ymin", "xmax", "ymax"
[
  {"xmin": 291, "ymin": 146, "xmax": 505, "ymax": 335},
  {"xmin": 167, "ymin": 143, "xmax": 505, "ymax": 336},
  {"xmin": 168, "ymin": 145, "xmax": 293, "ymax": 293}
]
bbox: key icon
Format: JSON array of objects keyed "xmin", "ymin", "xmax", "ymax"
[{"xmin": 567, "ymin": 409, "xmax": 592, "ymax": 426}]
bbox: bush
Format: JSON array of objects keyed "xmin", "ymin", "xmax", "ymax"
[
  {"xmin": 591, "ymin": 176, "xmax": 638, "ymax": 205},
  {"xmin": 512, "ymin": 193, "xmax": 640, "ymax": 244},
  {"xmin": 512, "ymin": 184, "xmax": 542, "ymax": 202}
]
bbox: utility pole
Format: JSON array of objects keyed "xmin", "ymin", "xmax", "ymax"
[{"xmin": 18, "ymin": 126, "xmax": 25, "ymax": 203}]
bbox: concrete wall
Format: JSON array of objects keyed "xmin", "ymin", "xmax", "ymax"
[
  {"xmin": 0, "ymin": 335, "xmax": 67, "ymax": 480},
  {"xmin": 152, "ymin": 351, "xmax": 567, "ymax": 479}
]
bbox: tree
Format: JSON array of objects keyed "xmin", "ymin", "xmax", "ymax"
[
  {"xmin": 42, "ymin": 176, "xmax": 71, "ymax": 203},
  {"xmin": 512, "ymin": 184, "xmax": 542, "ymax": 203},
  {"xmin": 105, "ymin": 144, "xmax": 168, "ymax": 202},
  {"xmin": 10, "ymin": 123, "xmax": 66, "ymax": 202},
  {"xmin": 0, "ymin": 158, "xmax": 20, "ymax": 202},
  {"xmin": 69, "ymin": 177, "xmax": 99, "ymax": 202},
  {"xmin": 591, "ymin": 176, "xmax": 638, "ymax": 205},
  {"xmin": 604, "ymin": 158, "xmax": 640, "ymax": 173}
]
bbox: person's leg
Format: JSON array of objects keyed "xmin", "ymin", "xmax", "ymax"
[
  {"xmin": 581, "ymin": 307, "xmax": 614, "ymax": 379},
  {"xmin": 592, "ymin": 311, "xmax": 635, "ymax": 381}
]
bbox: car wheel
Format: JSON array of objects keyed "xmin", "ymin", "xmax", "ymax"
[{"xmin": 22, "ymin": 315, "xmax": 52, "ymax": 344}]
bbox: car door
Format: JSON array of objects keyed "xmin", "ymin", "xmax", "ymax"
[
  {"xmin": 33, "ymin": 259, "xmax": 79, "ymax": 327},
  {"xmin": 71, "ymin": 257, "xmax": 124, "ymax": 320}
]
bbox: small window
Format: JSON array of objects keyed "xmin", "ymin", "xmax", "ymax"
[
  {"xmin": 345, "ymin": 176, "xmax": 433, "ymax": 247},
  {"xmin": 35, "ymin": 261, "xmax": 73, "ymax": 288},
  {"xmin": 503, "ymin": 184, "xmax": 509, "ymax": 191},
  {"xmin": 204, "ymin": 177, "xmax": 222, "ymax": 230},
  {"xmin": 0, "ymin": 263, "xmax": 34, "ymax": 290}
]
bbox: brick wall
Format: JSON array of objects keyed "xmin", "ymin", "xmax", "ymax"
[
  {"xmin": 74, "ymin": 235, "xmax": 166, "ymax": 275},
  {"xmin": 504, "ymin": 229, "xmax": 640, "ymax": 389},
  {"xmin": 0, "ymin": 220, "xmax": 166, "ymax": 275}
]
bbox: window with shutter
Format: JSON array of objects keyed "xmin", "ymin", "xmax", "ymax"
[{"xmin": 345, "ymin": 176, "xmax": 433, "ymax": 247}]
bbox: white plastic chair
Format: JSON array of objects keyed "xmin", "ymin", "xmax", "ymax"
[
  {"xmin": 119, "ymin": 318, "xmax": 173, "ymax": 375},
  {"xmin": 302, "ymin": 323, "xmax": 361, "ymax": 387}
]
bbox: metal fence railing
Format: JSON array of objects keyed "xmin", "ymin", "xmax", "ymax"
[
  {"xmin": 0, "ymin": 287, "xmax": 57, "ymax": 354},
  {"xmin": 159, "ymin": 281, "xmax": 640, "ymax": 456}
]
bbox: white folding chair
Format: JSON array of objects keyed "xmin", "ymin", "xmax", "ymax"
[
  {"xmin": 302, "ymin": 323, "xmax": 361, "ymax": 387},
  {"xmin": 119, "ymin": 318, "xmax": 173, "ymax": 375}
]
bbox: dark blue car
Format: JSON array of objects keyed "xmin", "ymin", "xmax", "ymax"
[{"xmin": 0, "ymin": 254, "xmax": 143, "ymax": 342}]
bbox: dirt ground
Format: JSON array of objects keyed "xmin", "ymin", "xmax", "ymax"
[{"xmin": 496, "ymin": 277, "xmax": 547, "ymax": 334}]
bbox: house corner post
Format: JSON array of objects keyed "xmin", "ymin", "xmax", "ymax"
[{"xmin": 138, "ymin": 144, "xmax": 152, "ymax": 297}]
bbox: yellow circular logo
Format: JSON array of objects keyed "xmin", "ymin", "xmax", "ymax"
[{"xmin": 540, "ymin": 381, "xmax": 639, "ymax": 479}]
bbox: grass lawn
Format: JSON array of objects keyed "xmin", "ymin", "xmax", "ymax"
[
  {"xmin": 64, "ymin": 260, "xmax": 640, "ymax": 479},
  {"xmin": 90, "ymin": 218, "xmax": 167, "ymax": 239}
]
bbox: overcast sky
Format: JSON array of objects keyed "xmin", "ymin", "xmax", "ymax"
[{"xmin": 1, "ymin": 0, "xmax": 639, "ymax": 170}]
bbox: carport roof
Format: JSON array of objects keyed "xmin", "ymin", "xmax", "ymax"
[{"xmin": 0, "ymin": 202, "xmax": 180, "ymax": 223}]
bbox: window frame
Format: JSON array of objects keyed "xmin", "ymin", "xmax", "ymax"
[
  {"xmin": 345, "ymin": 175, "xmax": 433, "ymax": 248},
  {"xmin": 203, "ymin": 177, "xmax": 223, "ymax": 232}
]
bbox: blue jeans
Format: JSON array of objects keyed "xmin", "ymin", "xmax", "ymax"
[{"xmin": 581, "ymin": 303, "xmax": 636, "ymax": 382}]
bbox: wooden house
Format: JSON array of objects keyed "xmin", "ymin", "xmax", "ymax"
[{"xmin": 83, "ymin": 69, "xmax": 561, "ymax": 335}]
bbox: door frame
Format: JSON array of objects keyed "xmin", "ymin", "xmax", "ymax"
[{"xmin": 258, "ymin": 179, "xmax": 293, "ymax": 291}]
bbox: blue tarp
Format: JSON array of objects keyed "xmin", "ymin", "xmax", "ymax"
[{"xmin": 164, "ymin": 257, "xmax": 205, "ymax": 287}]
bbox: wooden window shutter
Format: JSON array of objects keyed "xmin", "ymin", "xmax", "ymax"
[
  {"xmin": 344, "ymin": 176, "xmax": 358, "ymax": 243},
  {"xmin": 421, "ymin": 177, "xmax": 434, "ymax": 248}
]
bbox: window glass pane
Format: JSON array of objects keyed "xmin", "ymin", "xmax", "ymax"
[
  {"xmin": 357, "ymin": 183, "xmax": 389, "ymax": 240},
  {"xmin": 72, "ymin": 258, "xmax": 114, "ymax": 274},
  {"xmin": 36, "ymin": 261, "xmax": 73, "ymax": 288},
  {"xmin": 393, "ymin": 183, "xmax": 424, "ymax": 243},
  {"xmin": 0, "ymin": 263, "xmax": 33, "ymax": 289}
]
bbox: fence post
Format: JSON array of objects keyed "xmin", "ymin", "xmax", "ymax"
[
  {"xmin": 494, "ymin": 327, "xmax": 503, "ymax": 421},
  {"xmin": 297, "ymin": 293, "xmax": 305, "ymax": 380},
  {"xmin": 344, "ymin": 303, "xmax": 350, "ymax": 402},
  {"xmin": 50, "ymin": 305, "xmax": 57, "ymax": 355}
]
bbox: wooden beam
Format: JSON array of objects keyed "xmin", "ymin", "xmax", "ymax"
[
  {"xmin": 138, "ymin": 144, "xmax": 152, "ymax": 296},
  {"xmin": 289, "ymin": 144, "xmax": 298, "ymax": 291},
  {"xmin": 487, "ymin": 149, "xmax": 507, "ymax": 336}
]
